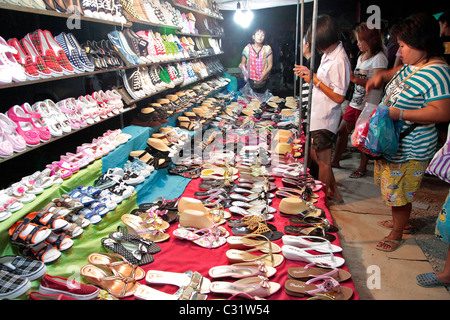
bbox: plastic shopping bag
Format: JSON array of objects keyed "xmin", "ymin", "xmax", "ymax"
[
  {"xmin": 351, "ymin": 103, "xmax": 378, "ymax": 157},
  {"xmin": 364, "ymin": 104, "xmax": 400, "ymax": 157}
]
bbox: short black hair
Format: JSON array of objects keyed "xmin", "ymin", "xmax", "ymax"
[
  {"xmin": 438, "ymin": 11, "xmax": 449, "ymax": 24},
  {"xmin": 393, "ymin": 12, "xmax": 444, "ymax": 60},
  {"xmin": 306, "ymin": 15, "xmax": 341, "ymax": 52}
]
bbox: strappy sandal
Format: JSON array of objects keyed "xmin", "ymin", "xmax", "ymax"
[
  {"xmin": 9, "ymin": 220, "xmax": 51, "ymax": 247},
  {"xmin": 25, "ymin": 210, "xmax": 68, "ymax": 232},
  {"xmin": 121, "ymin": 214, "xmax": 170, "ymax": 243},
  {"xmin": 87, "ymin": 252, "xmax": 146, "ymax": 280},
  {"xmin": 172, "ymin": 225, "xmax": 229, "ymax": 249},
  {"xmin": 19, "ymin": 242, "xmax": 61, "ymax": 264},
  {"xmin": 81, "ymin": 264, "xmax": 140, "ymax": 298},
  {"xmin": 44, "ymin": 232, "xmax": 73, "ymax": 252},
  {"xmin": 231, "ymin": 215, "xmax": 283, "ymax": 241}
]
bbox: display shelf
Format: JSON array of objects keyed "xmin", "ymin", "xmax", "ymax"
[
  {"xmin": 175, "ymin": 32, "xmax": 223, "ymax": 38},
  {"xmin": 0, "ymin": 105, "xmax": 136, "ymax": 165},
  {"xmin": 0, "ymin": 3, "xmax": 133, "ymax": 27},
  {"xmin": 171, "ymin": 2, "xmax": 223, "ymax": 20},
  {"xmin": 0, "ymin": 53, "xmax": 223, "ymax": 90}
]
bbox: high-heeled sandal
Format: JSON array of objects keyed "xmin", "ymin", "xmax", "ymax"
[
  {"xmin": 87, "ymin": 252, "xmax": 146, "ymax": 280},
  {"xmin": 121, "ymin": 213, "xmax": 169, "ymax": 243},
  {"xmin": 81, "ymin": 264, "xmax": 140, "ymax": 298}
]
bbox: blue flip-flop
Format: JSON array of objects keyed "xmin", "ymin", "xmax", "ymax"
[{"xmin": 416, "ymin": 273, "xmax": 449, "ymax": 288}]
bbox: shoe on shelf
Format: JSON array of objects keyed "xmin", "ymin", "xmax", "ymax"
[
  {"xmin": 6, "ymin": 105, "xmax": 41, "ymax": 147},
  {"xmin": 25, "ymin": 30, "xmax": 64, "ymax": 77},
  {"xmin": 0, "ymin": 36, "xmax": 27, "ymax": 83},
  {"xmin": 20, "ymin": 103, "xmax": 52, "ymax": 142},
  {"xmin": 0, "ymin": 113, "xmax": 27, "ymax": 152},
  {"xmin": 8, "ymin": 38, "xmax": 42, "ymax": 81}
]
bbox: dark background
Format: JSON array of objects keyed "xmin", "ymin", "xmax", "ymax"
[{"xmin": 220, "ymin": 0, "xmax": 448, "ymax": 96}]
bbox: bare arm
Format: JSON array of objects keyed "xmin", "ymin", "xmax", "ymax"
[
  {"xmin": 389, "ymin": 98, "xmax": 450, "ymax": 124},
  {"xmin": 366, "ymin": 65, "xmax": 403, "ymax": 93},
  {"xmin": 293, "ymin": 64, "xmax": 346, "ymax": 104}
]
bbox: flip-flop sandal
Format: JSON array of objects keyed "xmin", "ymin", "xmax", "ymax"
[
  {"xmin": 377, "ymin": 220, "xmax": 411, "ymax": 234},
  {"xmin": 376, "ymin": 237, "xmax": 402, "ymax": 252},
  {"xmin": 226, "ymin": 248, "xmax": 285, "ymax": 268},
  {"xmin": 210, "ymin": 276, "xmax": 281, "ymax": 298},
  {"xmin": 284, "ymin": 277, "xmax": 353, "ymax": 300},
  {"xmin": 416, "ymin": 273, "xmax": 450, "ymax": 288},
  {"xmin": 284, "ymin": 225, "xmax": 336, "ymax": 242},
  {"xmin": 287, "ymin": 266, "xmax": 352, "ymax": 282},
  {"xmin": 227, "ymin": 234, "xmax": 282, "ymax": 253},
  {"xmin": 289, "ymin": 216, "xmax": 338, "ymax": 233},
  {"xmin": 282, "ymin": 245, "xmax": 345, "ymax": 268},
  {"xmin": 209, "ymin": 261, "xmax": 277, "ymax": 279},
  {"xmin": 282, "ymin": 235, "xmax": 342, "ymax": 253}
]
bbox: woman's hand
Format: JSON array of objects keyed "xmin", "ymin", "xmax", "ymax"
[
  {"xmin": 293, "ymin": 64, "xmax": 311, "ymax": 82},
  {"xmin": 388, "ymin": 107, "xmax": 401, "ymax": 121},
  {"xmin": 366, "ymin": 72, "xmax": 384, "ymax": 93}
]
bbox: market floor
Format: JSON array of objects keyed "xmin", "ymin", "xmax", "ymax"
[{"xmin": 328, "ymin": 149, "xmax": 450, "ymax": 300}]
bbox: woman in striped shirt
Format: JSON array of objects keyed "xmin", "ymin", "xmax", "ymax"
[{"xmin": 366, "ymin": 13, "xmax": 450, "ymax": 252}]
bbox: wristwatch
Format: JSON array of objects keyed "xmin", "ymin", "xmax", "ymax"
[{"xmin": 399, "ymin": 109, "xmax": 404, "ymax": 121}]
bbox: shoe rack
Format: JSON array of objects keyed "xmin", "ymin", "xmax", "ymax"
[{"xmin": 0, "ymin": 0, "xmax": 226, "ymax": 187}]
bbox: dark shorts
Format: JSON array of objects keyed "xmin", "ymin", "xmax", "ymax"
[
  {"xmin": 311, "ymin": 129, "xmax": 335, "ymax": 150},
  {"xmin": 342, "ymin": 105, "xmax": 363, "ymax": 122}
]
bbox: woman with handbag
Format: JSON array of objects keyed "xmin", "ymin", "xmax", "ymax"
[
  {"xmin": 416, "ymin": 123, "xmax": 450, "ymax": 288},
  {"xmin": 366, "ymin": 13, "xmax": 450, "ymax": 252},
  {"xmin": 239, "ymin": 28, "xmax": 273, "ymax": 94}
]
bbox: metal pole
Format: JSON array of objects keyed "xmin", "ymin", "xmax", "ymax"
[
  {"xmin": 303, "ymin": 0, "xmax": 318, "ymax": 175},
  {"xmin": 293, "ymin": 0, "xmax": 301, "ymax": 97},
  {"xmin": 298, "ymin": 0, "xmax": 304, "ymax": 137}
]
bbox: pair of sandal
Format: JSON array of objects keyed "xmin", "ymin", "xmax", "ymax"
[
  {"xmin": 102, "ymin": 226, "xmax": 161, "ymax": 266},
  {"xmin": 228, "ymin": 214, "xmax": 282, "ymax": 241},
  {"xmin": 9, "ymin": 210, "xmax": 74, "ymax": 264},
  {"xmin": 285, "ymin": 269, "xmax": 353, "ymax": 300},
  {"xmin": 225, "ymin": 234, "xmax": 284, "ymax": 268},
  {"xmin": 81, "ymin": 252, "xmax": 144, "ymax": 298}
]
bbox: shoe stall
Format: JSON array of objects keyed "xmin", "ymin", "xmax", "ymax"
[{"xmin": 0, "ymin": 0, "xmax": 360, "ymax": 302}]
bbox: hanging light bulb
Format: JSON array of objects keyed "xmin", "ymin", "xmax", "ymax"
[{"xmin": 234, "ymin": 1, "xmax": 243, "ymax": 24}]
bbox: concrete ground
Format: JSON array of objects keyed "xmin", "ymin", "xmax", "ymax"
[{"xmin": 329, "ymin": 149, "xmax": 450, "ymax": 300}]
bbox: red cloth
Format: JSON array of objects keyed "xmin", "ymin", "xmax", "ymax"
[{"xmin": 135, "ymin": 175, "xmax": 360, "ymax": 300}]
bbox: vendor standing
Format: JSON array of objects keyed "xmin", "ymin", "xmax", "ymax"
[{"xmin": 239, "ymin": 28, "xmax": 273, "ymax": 94}]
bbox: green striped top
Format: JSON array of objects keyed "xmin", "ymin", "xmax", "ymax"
[{"xmin": 383, "ymin": 63, "xmax": 450, "ymax": 163}]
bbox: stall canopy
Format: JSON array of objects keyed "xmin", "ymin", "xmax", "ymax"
[{"xmin": 216, "ymin": 0, "xmax": 312, "ymax": 11}]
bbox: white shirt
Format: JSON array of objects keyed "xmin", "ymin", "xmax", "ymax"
[
  {"xmin": 310, "ymin": 42, "xmax": 351, "ymax": 134},
  {"xmin": 349, "ymin": 51, "xmax": 388, "ymax": 110}
]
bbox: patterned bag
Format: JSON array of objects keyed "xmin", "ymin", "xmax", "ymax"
[{"xmin": 426, "ymin": 126, "xmax": 450, "ymax": 183}]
